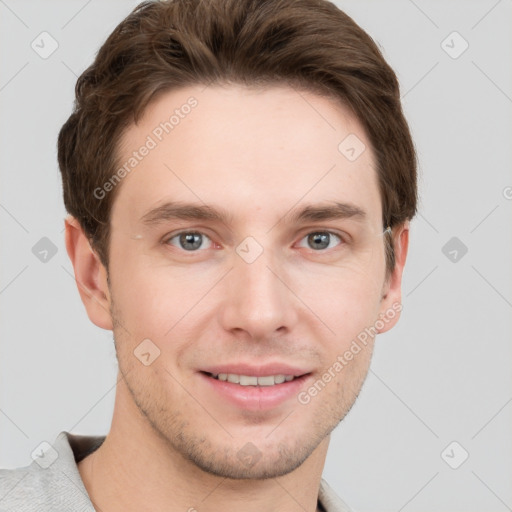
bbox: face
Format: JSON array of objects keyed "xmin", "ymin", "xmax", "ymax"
[{"xmin": 94, "ymin": 84, "xmax": 404, "ymax": 479}]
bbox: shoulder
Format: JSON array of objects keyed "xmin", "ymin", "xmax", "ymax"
[
  {"xmin": 319, "ymin": 478, "xmax": 356, "ymax": 512},
  {"xmin": 0, "ymin": 463, "xmax": 50, "ymax": 511},
  {"xmin": 0, "ymin": 431, "xmax": 101, "ymax": 512}
]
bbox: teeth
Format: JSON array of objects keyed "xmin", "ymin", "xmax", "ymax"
[
  {"xmin": 257, "ymin": 376, "xmax": 275, "ymax": 386},
  {"xmin": 240, "ymin": 375, "xmax": 258, "ymax": 385},
  {"xmin": 211, "ymin": 373, "xmax": 296, "ymax": 386}
]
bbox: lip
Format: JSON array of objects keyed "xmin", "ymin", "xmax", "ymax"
[
  {"xmin": 198, "ymin": 365, "xmax": 313, "ymax": 411},
  {"xmin": 200, "ymin": 363, "xmax": 311, "ymax": 378}
]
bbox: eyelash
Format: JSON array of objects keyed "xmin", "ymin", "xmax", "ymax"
[{"xmin": 162, "ymin": 229, "xmax": 347, "ymax": 254}]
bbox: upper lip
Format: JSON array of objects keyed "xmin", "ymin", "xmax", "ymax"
[{"xmin": 200, "ymin": 363, "xmax": 312, "ymax": 377}]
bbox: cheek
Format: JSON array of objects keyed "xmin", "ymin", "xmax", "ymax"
[
  {"xmin": 291, "ymin": 255, "xmax": 385, "ymax": 332},
  {"xmin": 314, "ymin": 282, "xmax": 381, "ymax": 347},
  {"xmin": 108, "ymin": 250, "xmax": 214, "ymax": 357}
]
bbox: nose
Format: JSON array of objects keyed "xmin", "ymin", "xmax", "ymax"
[{"xmin": 218, "ymin": 244, "xmax": 298, "ymax": 341}]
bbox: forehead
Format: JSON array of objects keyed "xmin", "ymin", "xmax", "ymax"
[{"xmin": 111, "ymin": 84, "xmax": 381, "ymax": 230}]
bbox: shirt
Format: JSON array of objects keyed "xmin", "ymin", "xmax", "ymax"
[{"xmin": 0, "ymin": 431, "xmax": 353, "ymax": 512}]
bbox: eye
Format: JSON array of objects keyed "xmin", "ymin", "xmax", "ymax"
[
  {"xmin": 163, "ymin": 229, "xmax": 345, "ymax": 253},
  {"xmin": 296, "ymin": 231, "xmax": 344, "ymax": 251},
  {"xmin": 164, "ymin": 231, "xmax": 213, "ymax": 251}
]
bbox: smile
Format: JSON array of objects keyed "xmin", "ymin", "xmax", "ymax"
[{"xmin": 208, "ymin": 373, "xmax": 296, "ymax": 386}]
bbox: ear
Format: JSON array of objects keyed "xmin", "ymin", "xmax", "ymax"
[
  {"xmin": 64, "ymin": 215, "xmax": 113, "ymax": 330},
  {"xmin": 376, "ymin": 221, "xmax": 409, "ymax": 334}
]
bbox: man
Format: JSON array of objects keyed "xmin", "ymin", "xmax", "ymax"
[{"xmin": 0, "ymin": 0, "xmax": 416, "ymax": 510}]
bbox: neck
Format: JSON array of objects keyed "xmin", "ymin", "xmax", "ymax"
[{"xmin": 78, "ymin": 376, "xmax": 329, "ymax": 512}]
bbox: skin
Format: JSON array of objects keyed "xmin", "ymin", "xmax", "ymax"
[{"xmin": 65, "ymin": 84, "xmax": 409, "ymax": 512}]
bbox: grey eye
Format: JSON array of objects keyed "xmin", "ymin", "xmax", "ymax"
[
  {"xmin": 299, "ymin": 232, "xmax": 342, "ymax": 251},
  {"xmin": 166, "ymin": 232, "xmax": 212, "ymax": 251}
]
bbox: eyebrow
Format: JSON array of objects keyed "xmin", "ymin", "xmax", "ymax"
[
  {"xmin": 286, "ymin": 201, "xmax": 366, "ymax": 224},
  {"xmin": 140, "ymin": 202, "xmax": 235, "ymax": 226},
  {"xmin": 139, "ymin": 200, "xmax": 366, "ymax": 227}
]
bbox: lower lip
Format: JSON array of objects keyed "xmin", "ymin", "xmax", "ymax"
[{"xmin": 199, "ymin": 372, "xmax": 311, "ymax": 411}]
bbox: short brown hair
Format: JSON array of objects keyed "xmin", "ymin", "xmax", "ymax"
[{"xmin": 58, "ymin": 0, "xmax": 417, "ymax": 275}]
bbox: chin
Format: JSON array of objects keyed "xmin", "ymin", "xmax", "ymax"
[{"xmin": 184, "ymin": 443, "xmax": 312, "ymax": 480}]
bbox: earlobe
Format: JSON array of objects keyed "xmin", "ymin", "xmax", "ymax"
[
  {"xmin": 64, "ymin": 215, "xmax": 113, "ymax": 331},
  {"xmin": 377, "ymin": 221, "xmax": 410, "ymax": 334}
]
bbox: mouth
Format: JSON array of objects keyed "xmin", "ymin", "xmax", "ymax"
[
  {"xmin": 197, "ymin": 363, "xmax": 313, "ymax": 410},
  {"xmin": 198, "ymin": 368, "xmax": 312, "ymax": 411},
  {"xmin": 203, "ymin": 371, "xmax": 300, "ymax": 387}
]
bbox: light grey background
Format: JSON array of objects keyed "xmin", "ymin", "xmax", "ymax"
[{"xmin": 1, "ymin": 1, "xmax": 511, "ymax": 511}]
